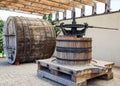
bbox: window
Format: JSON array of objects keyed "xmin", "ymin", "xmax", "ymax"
[
  {"xmin": 75, "ymin": 8, "xmax": 81, "ymax": 17},
  {"xmin": 59, "ymin": 12, "xmax": 63, "ymax": 20},
  {"xmin": 85, "ymin": 5, "xmax": 92, "ymax": 16},
  {"xmin": 96, "ymin": 2, "xmax": 105, "ymax": 14},
  {"xmin": 52, "ymin": 13, "xmax": 56, "ymax": 20},
  {"xmin": 66, "ymin": 10, "xmax": 72, "ymax": 19}
]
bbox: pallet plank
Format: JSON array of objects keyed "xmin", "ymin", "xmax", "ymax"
[{"xmin": 37, "ymin": 58, "xmax": 114, "ymax": 86}]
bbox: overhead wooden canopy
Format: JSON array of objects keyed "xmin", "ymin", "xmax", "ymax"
[{"xmin": 0, "ymin": 0, "xmax": 107, "ymax": 16}]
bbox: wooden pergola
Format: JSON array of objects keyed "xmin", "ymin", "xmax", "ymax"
[{"xmin": 0, "ymin": 0, "xmax": 110, "ymax": 16}]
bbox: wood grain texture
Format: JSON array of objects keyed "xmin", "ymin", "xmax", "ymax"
[
  {"xmin": 56, "ymin": 36, "xmax": 92, "ymax": 65},
  {"xmin": 0, "ymin": 0, "xmax": 106, "ymax": 15},
  {"xmin": 3, "ymin": 16, "xmax": 56, "ymax": 64},
  {"xmin": 37, "ymin": 57, "xmax": 114, "ymax": 86}
]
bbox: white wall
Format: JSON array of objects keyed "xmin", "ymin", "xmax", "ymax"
[{"xmin": 60, "ymin": 12, "xmax": 120, "ymax": 66}]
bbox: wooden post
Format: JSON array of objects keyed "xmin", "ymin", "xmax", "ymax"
[
  {"xmin": 55, "ymin": 11, "xmax": 59, "ymax": 21},
  {"xmin": 63, "ymin": 10, "xmax": 66, "ymax": 20},
  {"xmin": 105, "ymin": 0, "xmax": 111, "ymax": 13},
  {"xmin": 81, "ymin": 6, "xmax": 85, "ymax": 17},
  {"xmin": 71, "ymin": 7, "xmax": 76, "ymax": 19},
  {"xmin": 92, "ymin": 3, "xmax": 97, "ymax": 15}
]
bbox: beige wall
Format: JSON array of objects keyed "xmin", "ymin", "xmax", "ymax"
[{"xmin": 60, "ymin": 12, "xmax": 120, "ymax": 66}]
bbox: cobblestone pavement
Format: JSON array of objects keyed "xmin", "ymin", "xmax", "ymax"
[{"xmin": 0, "ymin": 58, "xmax": 120, "ymax": 86}]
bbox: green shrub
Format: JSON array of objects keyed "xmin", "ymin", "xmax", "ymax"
[
  {"xmin": 43, "ymin": 14, "xmax": 61, "ymax": 37},
  {"xmin": 0, "ymin": 19, "xmax": 4, "ymax": 57}
]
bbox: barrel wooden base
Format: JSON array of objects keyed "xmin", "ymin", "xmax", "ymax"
[{"xmin": 37, "ymin": 57, "xmax": 114, "ymax": 86}]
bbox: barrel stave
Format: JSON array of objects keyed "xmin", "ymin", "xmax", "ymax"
[
  {"xmin": 56, "ymin": 36, "xmax": 92, "ymax": 65},
  {"xmin": 3, "ymin": 16, "xmax": 56, "ymax": 64}
]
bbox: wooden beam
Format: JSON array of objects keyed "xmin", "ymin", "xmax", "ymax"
[
  {"xmin": 47, "ymin": 0, "xmax": 82, "ymax": 8},
  {"xmin": 0, "ymin": 2, "xmax": 47, "ymax": 15},
  {"xmin": 74, "ymin": 0, "xmax": 94, "ymax": 6},
  {"xmin": 0, "ymin": 0, "xmax": 5, "ymax": 2},
  {"xmin": 1, "ymin": 0, "xmax": 65, "ymax": 13},
  {"xmin": 26, "ymin": 0, "xmax": 68, "ymax": 11},
  {"xmin": 6, "ymin": 5, "xmax": 19, "ymax": 10},
  {"xmin": 96, "ymin": 0, "xmax": 107, "ymax": 3},
  {"xmin": 48, "ymin": 0, "xmax": 94, "ymax": 6},
  {"xmin": 20, "ymin": 0, "xmax": 65, "ymax": 12},
  {"xmin": 0, "ymin": 0, "xmax": 52, "ymax": 10},
  {"xmin": 28, "ymin": 0, "xmax": 72, "ymax": 10},
  {"xmin": 15, "ymin": 9, "xmax": 33, "ymax": 14},
  {"xmin": 0, "ymin": 3, "xmax": 5, "ymax": 6},
  {"xmin": 0, "ymin": 0, "xmax": 109, "ymax": 16},
  {"xmin": 10, "ymin": 2, "xmax": 24, "ymax": 8},
  {"xmin": 14, "ymin": 0, "xmax": 32, "ymax": 5},
  {"xmin": 10, "ymin": 0, "xmax": 18, "ymax": 1},
  {"xmin": 0, "ymin": 1, "xmax": 53, "ymax": 14},
  {"xmin": 25, "ymin": 5, "xmax": 42, "ymax": 11},
  {"xmin": 31, "ymin": 3, "xmax": 64, "ymax": 12}
]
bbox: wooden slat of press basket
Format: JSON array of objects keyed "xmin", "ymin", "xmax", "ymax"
[{"xmin": 56, "ymin": 35, "xmax": 92, "ymax": 65}]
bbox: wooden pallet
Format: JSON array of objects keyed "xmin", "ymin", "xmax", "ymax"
[{"xmin": 37, "ymin": 57, "xmax": 114, "ymax": 86}]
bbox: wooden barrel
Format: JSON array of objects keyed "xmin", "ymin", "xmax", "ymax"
[
  {"xmin": 56, "ymin": 35, "xmax": 92, "ymax": 65},
  {"xmin": 3, "ymin": 16, "xmax": 56, "ymax": 64}
]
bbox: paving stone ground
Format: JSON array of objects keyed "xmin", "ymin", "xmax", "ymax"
[{"xmin": 0, "ymin": 58, "xmax": 120, "ymax": 86}]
